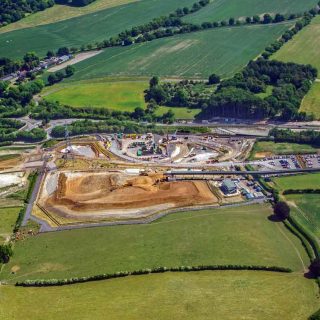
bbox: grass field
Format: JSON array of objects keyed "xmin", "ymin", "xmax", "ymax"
[
  {"xmin": 0, "ymin": 204, "xmax": 309, "ymax": 282},
  {"xmin": 301, "ymin": 82, "xmax": 320, "ymax": 119},
  {"xmin": 249, "ymin": 141, "xmax": 318, "ymax": 159},
  {"xmin": 0, "ymin": 0, "xmax": 196, "ymax": 59},
  {"xmin": 273, "ymin": 15, "xmax": 320, "ymax": 72},
  {"xmin": 63, "ymin": 23, "xmax": 291, "ymax": 80},
  {"xmin": 287, "ymin": 194, "xmax": 320, "ymax": 238},
  {"xmin": 156, "ymin": 106, "xmax": 201, "ymax": 119},
  {"xmin": 184, "ymin": 0, "xmax": 318, "ymax": 24},
  {"xmin": 44, "ymin": 80, "xmax": 148, "ymax": 112},
  {"xmin": 0, "ymin": 207, "xmax": 21, "ymax": 244},
  {"xmin": 0, "ymin": 0, "xmax": 136, "ymax": 34},
  {"xmin": 273, "ymin": 173, "xmax": 320, "ymax": 191},
  {"xmin": 0, "ymin": 271, "xmax": 318, "ymax": 320},
  {"xmin": 43, "ymin": 79, "xmax": 201, "ymax": 118}
]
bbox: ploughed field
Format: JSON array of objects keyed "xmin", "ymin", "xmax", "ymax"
[
  {"xmin": 65, "ymin": 23, "xmax": 291, "ymax": 80},
  {"xmin": 39, "ymin": 171, "xmax": 217, "ymax": 223},
  {"xmin": 0, "ymin": 0, "xmax": 197, "ymax": 59},
  {"xmin": 0, "ymin": 271, "xmax": 318, "ymax": 320},
  {"xmin": 0, "ymin": 204, "xmax": 309, "ymax": 282},
  {"xmin": 184, "ymin": 0, "xmax": 319, "ymax": 24}
]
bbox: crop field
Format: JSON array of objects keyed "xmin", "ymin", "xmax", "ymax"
[
  {"xmin": 249, "ymin": 141, "xmax": 318, "ymax": 159},
  {"xmin": 44, "ymin": 80, "xmax": 148, "ymax": 112},
  {"xmin": 0, "ymin": 0, "xmax": 196, "ymax": 59},
  {"xmin": 287, "ymin": 194, "xmax": 320, "ymax": 238},
  {"xmin": 184, "ymin": 0, "xmax": 318, "ymax": 24},
  {"xmin": 273, "ymin": 173, "xmax": 320, "ymax": 191},
  {"xmin": 0, "ymin": 204, "xmax": 309, "ymax": 282},
  {"xmin": 0, "ymin": 207, "xmax": 21, "ymax": 244},
  {"xmin": 65, "ymin": 23, "xmax": 291, "ymax": 80},
  {"xmin": 300, "ymin": 82, "xmax": 320, "ymax": 119},
  {"xmin": 273, "ymin": 15, "xmax": 320, "ymax": 72},
  {"xmin": 0, "ymin": 0, "xmax": 137, "ymax": 34},
  {"xmin": 0, "ymin": 271, "xmax": 318, "ymax": 320}
]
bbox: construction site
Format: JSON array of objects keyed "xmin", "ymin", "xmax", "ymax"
[{"xmin": 5, "ymin": 130, "xmax": 319, "ymax": 231}]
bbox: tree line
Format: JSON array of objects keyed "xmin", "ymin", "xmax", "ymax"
[
  {"xmin": 15, "ymin": 264, "xmax": 292, "ymax": 287},
  {"xmin": 269, "ymin": 128, "xmax": 320, "ymax": 146},
  {"xmin": 44, "ymin": 2, "xmax": 320, "ymax": 55},
  {"xmin": 32, "ymin": 99, "xmax": 176, "ymax": 124}
]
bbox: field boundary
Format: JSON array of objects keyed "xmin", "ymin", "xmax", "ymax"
[{"xmin": 15, "ymin": 265, "xmax": 292, "ymax": 287}]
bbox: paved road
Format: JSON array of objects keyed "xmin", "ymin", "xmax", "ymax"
[{"xmin": 167, "ymin": 167, "xmax": 320, "ymax": 177}]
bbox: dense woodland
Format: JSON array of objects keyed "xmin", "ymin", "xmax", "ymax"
[
  {"xmin": 269, "ymin": 128, "xmax": 320, "ymax": 146},
  {"xmin": 146, "ymin": 59, "xmax": 317, "ymax": 121},
  {"xmin": 0, "ymin": 0, "xmax": 54, "ymax": 27}
]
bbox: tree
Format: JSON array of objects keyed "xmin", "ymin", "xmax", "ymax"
[
  {"xmin": 252, "ymin": 15, "xmax": 260, "ymax": 24},
  {"xmin": 149, "ymin": 76, "xmax": 159, "ymax": 87},
  {"xmin": 57, "ymin": 47, "xmax": 70, "ymax": 56},
  {"xmin": 263, "ymin": 14, "xmax": 273, "ymax": 24},
  {"xmin": 47, "ymin": 74, "xmax": 58, "ymax": 85},
  {"xmin": 0, "ymin": 244, "xmax": 13, "ymax": 263},
  {"xmin": 23, "ymin": 52, "xmax": 40, "ymax": 70},
  {"xmin": 132, "ymin": 107, "xmax": 145, "ymax": 120},
  {"xmin": 46, "ymin": 50, "xmax": 55, "ymax": 58},
  {"xmin": 273, "ymin": 201, "xmax": 290, "ymax": 220},
  {"xmin": 65, "ymin": 65, "xmax": 75, "ymax": 77},
  {"xmin": 228, "ymin": 17, "xmax": 235, "ymax": 26},
  {"xmin": 309, "ymin": 258, "xmax": 320, "ymax": 277},
  {"xmin": 208, "ymin": 73, "xmax": 221, "ymax": 85}
]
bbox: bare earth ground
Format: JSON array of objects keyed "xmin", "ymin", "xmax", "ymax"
[
  {"xmin": 38, "ymin": 171, "xmax": 217, "ymax": 222},
  {"xmin": 48, "ymin": 51, "xmax": 103, "ymax": 72}
]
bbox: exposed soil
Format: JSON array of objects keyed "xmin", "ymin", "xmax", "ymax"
[{"xmin": 42, "ymin": 171, "xmax": 217, "ymax": 220}]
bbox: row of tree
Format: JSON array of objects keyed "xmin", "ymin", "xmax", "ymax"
[
  {"xmin": 31, "ymin": 99, "xmax": 175, "ymax": 124},
  {"xmin": 47, "ymin": 65, "xmax": 75, "ymax": 85},
  {"xmin": 55, "ymin": 0, "xmax": 96, "ymax": 7},
  {"xmin": 0, "ymin": 0, "xmax": 54, "ymax": 27},
  {"xmin": 16, "ymin": 264, "xmax": 292, "ymax": 286},
  {"xmin": 51, "ymin": 4, "xmax": 320, "ymax": 55}
]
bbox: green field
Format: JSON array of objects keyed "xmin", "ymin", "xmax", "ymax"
[
  {"xmin": 43, "ymin": 79, "xmax": 201, "ymax": 118},
  {"xmin": 273, "ymin": 173, "xmax": 320, "ymax": 191},
  {"xmin": 287, "ymin": 194, "xmax": 320, "ymax": 238},
  {"xmin": 0, "ymin": 0, "xmax": 196, "ymax": 59},
  {"xmin": 44, "ymin": 80, "xmax": 148, "ymax": 112},
  {"xmin": 0, "ymin": 0, "xmax": 136, "ymax": 34},
  {"xmin": 249, "ymin": 141, "xmax": 318, "ymax": 159},
  {"xmin": 0, "ymin": 204, "xmax": 309, "ymax": 282},
  {"xmin": 184, "ymin": 0, "xmax": 318, "ymax": 24},
  {"xmin": 0, "ymin": 207, "xmax": 21, "ymax": 244},
  {"xmin": 273, "ymin": 15, "xmax": 320, "ymax": 72},
  {"xmin": 301, "ymin": 82, "xmax": 320, "ymax": 119},
  {"xmin": 63, "ymin": 23, "xmax": 291, "ymax": 80},
  {"xmin": 156, "ymin": 106, "xmax": 201, "ymax": 119},
  {"xmin": 0, "ymin": 271, "xmax": 318, "ymax": 320}
]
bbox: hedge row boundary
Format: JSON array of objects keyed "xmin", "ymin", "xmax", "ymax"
[
  {"xmin": 15, "ymin": 265, "xmax": 292, "ymax": 287},
  {"xmin": 283, "ymin": 189, "xmax": 320, "ymax": 195}
]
